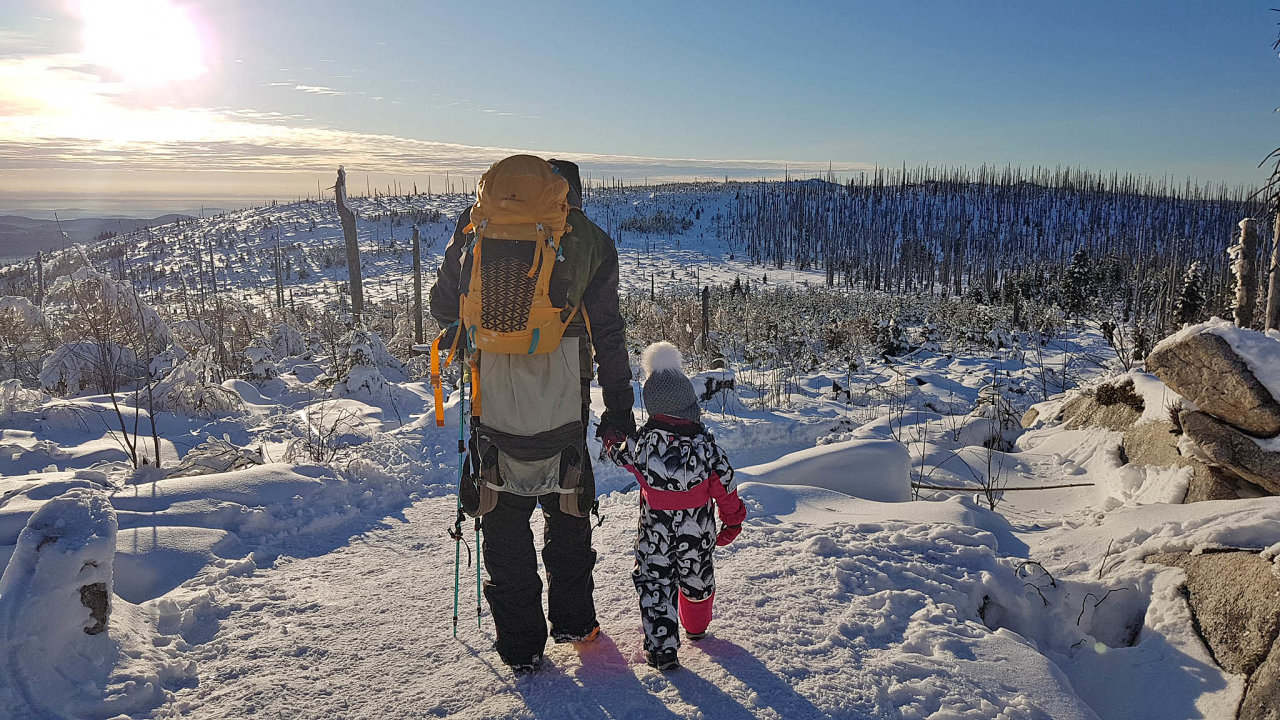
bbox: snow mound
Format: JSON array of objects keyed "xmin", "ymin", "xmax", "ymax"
[
  {"xmin": 113, "ymin": 526, "xmax": 246, "ymax": 603},
  {"xmin": 737, "ymin": 437, "xmax": 911, "ymax": 502},
  {"xmin": 113, "ymin": 462, "xmax": 327, "ymax": 512}
]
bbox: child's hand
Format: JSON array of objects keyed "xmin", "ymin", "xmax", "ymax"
[{"xmin": 716, "ymin": 524, "xmax": 741, "ymax": 546}]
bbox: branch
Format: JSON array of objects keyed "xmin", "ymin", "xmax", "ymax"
[
  {"xmin": 1077, "ymin": 588, "xmax": 1126, "ymax": 626},
  {"xmin": 912, "ymin": 482, "xmax": 1095, "ymax": 491}
]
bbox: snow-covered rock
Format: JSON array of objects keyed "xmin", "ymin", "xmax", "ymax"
[
  {"xmin": 1180, "ymin": 410, "xmax": 1280, "ymax": 495},
  {"xmin": 1148, "ymin": 322, "xmax": 1280, "ymax": 438},
  {"xmin": 0, "ymin": 488, "xmax": 117, "ymax": 716}
]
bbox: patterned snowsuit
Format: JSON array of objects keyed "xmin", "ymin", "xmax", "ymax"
[{"xmin": 607, "ymin": 415, "xmax": 745, "ymax": 652}]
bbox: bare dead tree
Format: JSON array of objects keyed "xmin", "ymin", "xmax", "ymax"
[
  {"xmin": 1269, "ymin": 215, "xmax": 1280, "ymax": 331},
  {"xmin": 412, "ymin": 225, "xmax": 423, "ymax": 344},
  {"xmin": 335, "ymin": 166, "xmax": 364, "ymax": 326},
  {"xmin": 273, "ymin": 230, "xmax": 285, "ymax": 310},
  {"xmin": 1233, "ymin": 218, "xmax": 1259, "ymax": 328},
  {"xmin": 35, "ymin": 251, "xmax": 44, "ymax": 307}
]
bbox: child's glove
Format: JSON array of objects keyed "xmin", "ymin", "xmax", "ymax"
[{"xmin": 716, "ymin": 524, "xmax": 741, "ymax": 546}]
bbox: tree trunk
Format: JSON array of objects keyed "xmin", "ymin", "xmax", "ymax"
[
  {"xmin": 274, "ymin": 234, "xmax": 285, "ymax": 309},
  {"xmin": 1268, "ymin": 215, "xmax": 1280, "ymax": 331},
  {"xmin": 701, "ymin": 285, "xmax": 710, "ymax": 352},
  {"xmin": 1235, "ymin": 218, "xmax": 1258, "ymax": 328},
  {"xmin": 335, "ymin": 166, "xmax": 364, "ymax": 326},
  {"xmin": 412, "ymin": 226, "xmax": 423, "ymax": 344},
  {"xmin": 35, "ymin": 251, "xmax": 44, "ymax": 307}
]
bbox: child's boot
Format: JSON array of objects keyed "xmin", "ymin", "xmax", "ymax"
[
  {"xmin": 646, "ymin": 648, "xmax": 680, "ymax": 671},
  {"xmin": 679, "ymin": 591, "xmax": 714, "ymax": 640}
]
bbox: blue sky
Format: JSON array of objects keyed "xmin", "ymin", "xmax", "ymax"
[{"xmin": 1, "ymin": 1, "xmax": 1276, "ymax": 214}]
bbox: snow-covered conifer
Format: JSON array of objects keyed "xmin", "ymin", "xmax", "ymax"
[
  {"xmin": 270, "ymin": 321, "xmax": 307, "ymax": 359},
  {"xmin": 152, "ymin": 347, "xmax": 243, "ymax": 417},
  {"xmin": 334, "ymin": 327, "xmax": 391, "ymax": 398},
  {"xmin": 1061, "ymin": 249, "xmax": 1091, "ymax": 318},
  {"xmin": 245, "ymin": 341, "xmax": 277, "ymax": 381},
  {"xmin": 1174, "ymin": 261, "xmax": 1205, "ymax": 327},
  {"xmin": 0, "ymin": 296, "xmax": 49, "ymax": 384}
]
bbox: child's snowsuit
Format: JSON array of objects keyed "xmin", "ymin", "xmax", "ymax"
[{"xmin": 606, "ymin": 415, "xmax": 745, "ymax": 652}]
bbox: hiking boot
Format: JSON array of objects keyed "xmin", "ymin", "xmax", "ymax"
[
  {"xmin": 505, "ymin": 652, "xmax": 544, "ymax": 676},
  {"xmin": 552, "ymin": 624, "xmax": 600, "ymax": 644},
  {"xmin": 646, "ymin": 648, "xmax": 680, "ymax": 671}
]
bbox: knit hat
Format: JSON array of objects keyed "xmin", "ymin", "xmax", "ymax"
[{"xmin": 641, "ymin": 342, "xmax": 700, "ymax": 422}]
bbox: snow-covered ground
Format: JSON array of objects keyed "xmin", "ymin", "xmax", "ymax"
[
  {"xmin": 2, "ymin": 189, "xmax": 1277, "ymax": 719},
  {"xmin": 3, "ymin": 346, "xmax": 1274, "ymax": 719}
]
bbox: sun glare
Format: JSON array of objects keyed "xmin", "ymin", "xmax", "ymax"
[{"xmin": 76, "ymin": 0, "xmax": 206, "ymax": 87}]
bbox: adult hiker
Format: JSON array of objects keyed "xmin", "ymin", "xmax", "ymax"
[{"xmin": 428, "ymin": 155, "xmax": 635, "ymax": 673}]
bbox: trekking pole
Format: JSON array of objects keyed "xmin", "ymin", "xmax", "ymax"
[
  {"xmin": 452, "ymin": 501, "xmax": 462, "ymax": 638},
  {"xmin": 451, "ymin": 350, "xmax": 468, "ymax": 639},
  {"xmin": 468, "ymin": 352, "xmax": 483, "ymax": 630}
]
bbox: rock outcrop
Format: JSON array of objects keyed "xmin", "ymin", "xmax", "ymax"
[
  {"xmin": 1123, "ymin": 420, "xmax": 1239, "ymax": 501},
  {"xmin": 1180, "ymin": 411, "xmax": 1280, "ymax": 496},
  {"xmin": 1147, "ymin": 332, "xmax": 1280, "ymax": 438},
  {"xmin": 1061, "ymin": 378, "xmax": 1144, "ymax": 432},
  {"xmin": 1146, "ymin": 551, "xmax": 1280, "ymax": 719}
]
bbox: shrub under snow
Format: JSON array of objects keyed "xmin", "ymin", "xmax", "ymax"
[
  {"xmin": 167, "ymin": 435, "xmax": 264, "ymax": 478},
  {"xmin": 40, "ymin": 341, "xmax": 141, "ymax": 396},
  {"xmin": 151, "ymin": 348, "xmax": 243, "ymax": 418},
  {"xmin": 0, "ymin": 378, "xmax": 45, "ymax": 415}
]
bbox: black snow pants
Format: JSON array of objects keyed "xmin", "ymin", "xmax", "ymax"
[{"xmin": 481, "ymin": 490, "xmax": 598, "ymax": 666}]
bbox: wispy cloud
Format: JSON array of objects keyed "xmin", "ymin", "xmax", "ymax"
[
  {"xmin": 0, "ymin": 52, "xmax": 872, "ymax": 212},
  {"xmin": 293, "ymin": 84, "xmax": 346, "ymax": 96},
  {"xmin": 0, "ymin": 30, "xmax": 51, "ymax": 57},
  {"xmin": 266, "ymin": 81, "xmax": 390, "ymax": 102}
]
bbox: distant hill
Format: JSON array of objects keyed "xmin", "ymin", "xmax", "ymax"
[{"xmin": 0, "ymin": 214, "xmax": 194, "ymax": 260}]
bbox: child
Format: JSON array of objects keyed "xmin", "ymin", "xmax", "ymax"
[{"xmin": 602, "ymin": 342, "xmax": 745, "ymax": 671}]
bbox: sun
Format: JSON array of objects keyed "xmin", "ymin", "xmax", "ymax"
[{"xmin": 76, "ymin": 0, "xmax": 207, "ymax": 87}]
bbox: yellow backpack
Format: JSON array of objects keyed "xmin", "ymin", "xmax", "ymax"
[
  {"xmin": 431, "ymin": 154, "xmax": 584, "ymax": 426},
  {"xmin": 460, "ymin": 154, "xmax": 580, "ymax": 355}
]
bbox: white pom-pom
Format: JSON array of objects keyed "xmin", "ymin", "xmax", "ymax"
[{"xmin": 641, "ymin": 341, "xmax": 684, "ymax": 378}]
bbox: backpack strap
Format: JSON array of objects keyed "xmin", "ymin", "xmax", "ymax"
[
  {"xmin": 431, "ymin": 323, "xmax": 462, "ymax": 427},
  {"xmin": 467, "ymin": 222, "xmax": 487, "ymax": 308}
]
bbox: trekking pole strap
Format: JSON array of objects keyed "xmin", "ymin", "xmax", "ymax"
[{"xmin": 431, "ymin": 323, "xmax": 462, "ymax": 428}]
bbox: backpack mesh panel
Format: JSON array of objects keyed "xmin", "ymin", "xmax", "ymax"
[{"xmin": 481, "ymin": 254, "xmax": 536, "ymax": 333}]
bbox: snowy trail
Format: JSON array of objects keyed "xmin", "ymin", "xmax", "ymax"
[
  {"xmin": 149, "ymin": 486, "xmax": 1106, "ymax": 720},
  {"xmin": 156, "ymin": 494, "xmax": 850, "ymax": 720}
]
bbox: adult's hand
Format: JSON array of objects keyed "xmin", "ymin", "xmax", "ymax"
[
  {"xmin": 599, "ymin": 427, "xmax": 626, "ymax": 453},
  {"xmin": 597, "ymin": 384, "xmax": 636, "ymax": 439}
]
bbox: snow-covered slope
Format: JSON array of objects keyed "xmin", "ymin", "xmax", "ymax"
[{"xmin": 0, "ymin": 190, "xmax": 1273, "ymax": 719}]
